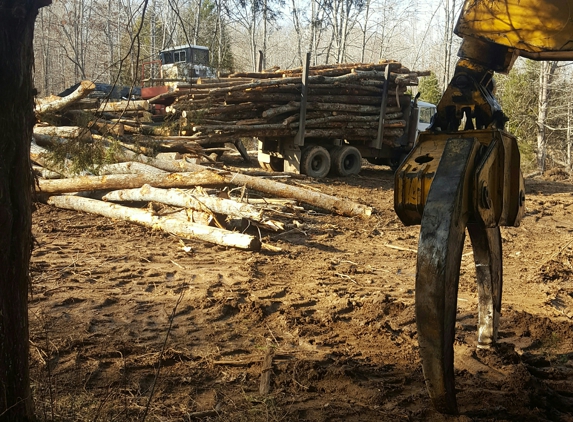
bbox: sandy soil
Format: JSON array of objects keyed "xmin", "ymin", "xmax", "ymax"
[{"xmin": 29, "ymin": 156, "xmax": 573, "ymax": 421}]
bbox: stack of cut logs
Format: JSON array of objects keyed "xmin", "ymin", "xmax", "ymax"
[
  {"xmin": 32, "ymin": 78, "xmax": 374, "ymax": 251},
  {"xmin": 33, "ymin": 81, "xmax": 212, "ymax": 172},
  {"xmin": 159, "ymin": 61, "xmax": 428, "ymax": 146}
]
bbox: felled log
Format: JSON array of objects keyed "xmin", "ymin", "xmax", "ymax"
[
  {"xmin": 96, "ymin": 162, "xmax": 168, "ymax": 175},
  {"xmin": 220, "ymin": 171, "xmax": 372, "ymax": 218},
  {"xmin": 46, "ymin": 195, "xmax": 261, "ymax": 251},
  {"xmin": 33, "ymin": 125, "xmax": 92, "ymax": 142},
  {"xmin": 36, "ymin": 170, "xmax": 227, "ymax": 194},
  {"xmin": 97, "ymin": 100, "xmax": 149, "ymax": 113},
  {"xmin": 122, "ymin": 123, "xmax": 172, "ymax": 136},
  {"xmin": 31, "ymin": 141, "xmax": 76, "ymax": 177},
  {"xmin": 64, "ymin": 98, "xmax": 100, "ymax": 111},
  {"xmin": 33, "ymin": 133, "xmax": 69, "ymax": 148},
  {"xmin": 35, "ymin": 80, "xmax": 96, "ymax": 115},
  {"xmin": 102, "ymin": 184, "xmax": 284, "ymax": 231},
  {"xmin": 33, "ymin": 165, "xmax": 63, "ymax": 179},
  {"xmin": 108, "ymin": 145, "xmax": 205, "ymax": 173},
  {"xmin": 89, "ymin": 119, "xmax": 124, "ymax": 136},
  {"xmin": 156, "ymin": 164, "xmax": 373, "ymax": 218}
]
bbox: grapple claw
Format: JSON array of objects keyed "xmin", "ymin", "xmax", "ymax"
[
  {"xmin": 467, "ymin": 224, "xmax": 502, "ymax": 349},
  {"xmin": 415, "ymin": 137, "xmax": 479, "ymax": 414},
  {"xmin": 395, "ymin": 129, "xmax": 524, "ymax": 414}
]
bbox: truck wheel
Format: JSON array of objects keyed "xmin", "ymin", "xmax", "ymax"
[
  {"xmin": 300, "ymin": 145, "xmax": 331, "ymax": 178},
  {"xmin": 330, "ymin": 146, "xmax": 362, "ymax": 176}
]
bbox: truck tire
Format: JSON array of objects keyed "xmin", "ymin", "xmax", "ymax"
[
  {"xmin": 330, "ymin": 146, "xmax": 362, "ymax": 176},
  {"xmin": 300, "ymin": 145, "xmax": 331, "ymax": 178}
]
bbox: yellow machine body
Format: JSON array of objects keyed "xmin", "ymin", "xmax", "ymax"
[
  {"xmin": 456, "ymin": 0, "xmax": 573, "ymax": 60},
  {"xmin": 394, "ymin": 129, "xmax": 525, "ymax": 228}
]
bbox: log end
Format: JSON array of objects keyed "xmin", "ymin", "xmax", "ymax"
[{"xmin": 80, "ymin": 80, "xmax": 97, "ymax": 92}]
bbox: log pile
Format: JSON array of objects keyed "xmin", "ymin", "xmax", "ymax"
[
  {"xmin": 32, "ymin": 84, "xmax": 373, "ymax": 250},
  {"xmin": 33, "ymin": 80, "xmax": 208, "ymax": 170},
  {"xmin": 31, "ymin": 61, "xmax": 422, "ymax": 251},
  {"xmin": 162, "ymin": 61, "xmax": 428, "ymax": 147},
  {"xmin": 34, "ymin": 163, "xmax": 372, "ymax": 251}
]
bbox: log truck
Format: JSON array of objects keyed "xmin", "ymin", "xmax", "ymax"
[
  {"xmin": 257, "ymin": 95, "xmax": 436, "ymax": 177},
  {"xmin": 394, "ymin": 0, "xmax": 573, "ymax": 414}
]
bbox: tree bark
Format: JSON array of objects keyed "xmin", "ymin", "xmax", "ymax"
[{"xmin": 0, "ymin": 0, "xmax": 51, "ymax": 419}]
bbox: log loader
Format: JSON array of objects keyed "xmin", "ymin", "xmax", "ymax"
[{"xmin": 394, "ymin": 0, "xmax": 573, "ymax": 414}]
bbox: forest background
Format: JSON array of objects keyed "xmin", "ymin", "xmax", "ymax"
[{"xmin": 33, "ymin": 0, "xmax": 573, "ymax": 174}]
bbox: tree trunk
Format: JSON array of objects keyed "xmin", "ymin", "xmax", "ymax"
[
  {"xmin": 567, "ymin": 88, "xmax": 572, "ymax": 171},
  {"xmin": 0, "ymin": 0, "xmax": 50, "ymax": 419},
  {"xmin": 536, "ymin": 61, "xmax": 557, "ymax": 173}
]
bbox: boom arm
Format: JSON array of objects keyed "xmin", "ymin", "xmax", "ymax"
[{"xmin": 395, "ymin": 0, "xmax": 573, "ymax": 414}]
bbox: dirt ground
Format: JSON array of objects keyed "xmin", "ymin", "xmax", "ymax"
[{"xmin": 29, "ymin": 155, "xmax": 573, "ymax": 421}]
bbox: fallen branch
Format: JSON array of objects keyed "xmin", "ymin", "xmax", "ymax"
[{"xmin": 383, "ymin": 243, "xmax": 417, "ymax": 253}]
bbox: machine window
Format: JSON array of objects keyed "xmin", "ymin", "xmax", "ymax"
[
  {"xmin": 173, "ymin": 50, "xmax": 186, "ymax": 63},
  {"xmin": 193, "ymin": 49, "xmax": 209, "ymax": 66},
  {"xmin": 419, "ymin": 106, "xmax": 435, "ymax": 124}
]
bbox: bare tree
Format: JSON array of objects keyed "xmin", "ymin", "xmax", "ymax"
[
  {"xmin": 359, "ymin": 0, "xmax": 371, "ymax": 62},
  {"xmin": 536, "ymin": 60, "xmax": 558, "ymax": 173},
  {"xmin": 290, "ymin": 0, "xmax": 304, "ymax": 66},
  {"xmin": 442, "ymin": 0, "xmax": 457, "ymax": 90},
  {"xmin": 328, "ymin": 0, "xmax": 366, "ymax": 63}
]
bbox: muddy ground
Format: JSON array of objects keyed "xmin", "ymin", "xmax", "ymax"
[{"xmin": 29, "ymin": 156, "xmax": 573, "ymax": 421}]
